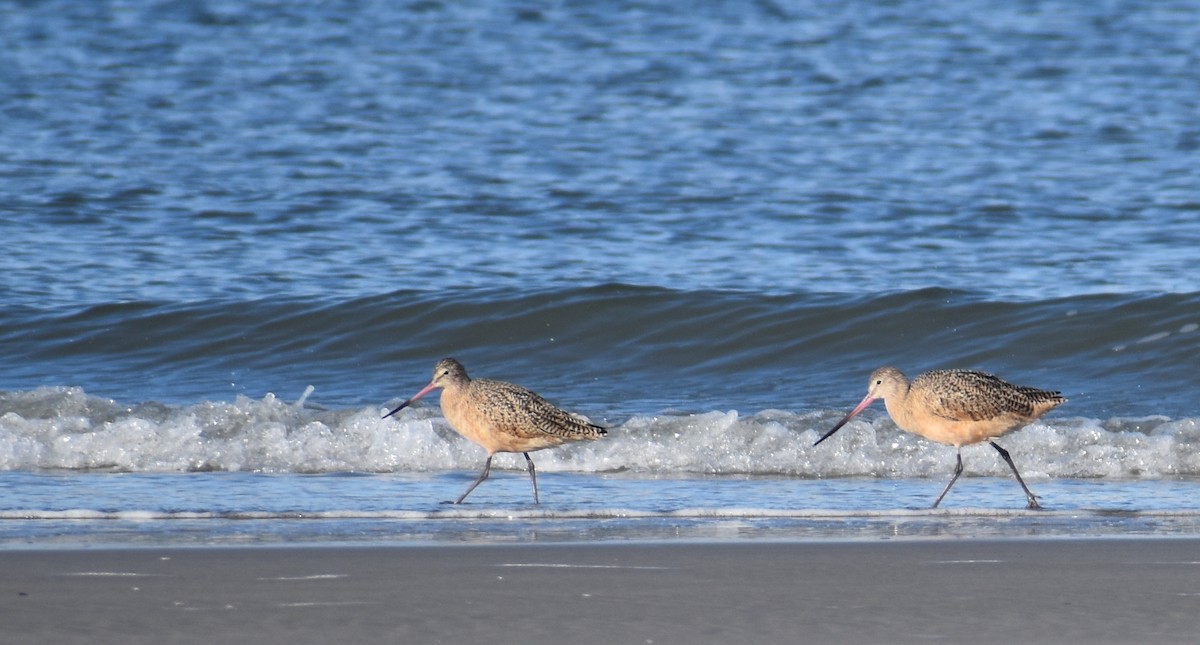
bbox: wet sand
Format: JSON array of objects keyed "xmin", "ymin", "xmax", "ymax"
[{"xmin": 2, "ymin": 538, "xmax": 1197, "ymax": 644}]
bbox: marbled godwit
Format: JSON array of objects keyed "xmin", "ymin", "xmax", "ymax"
[
  {"xmin": 384, "ymin": 357, "xmax": 606, "ymax": 504},
  {"xmin": 814, "ymin": 366, "xmax": 1066, "ymax": 509}
]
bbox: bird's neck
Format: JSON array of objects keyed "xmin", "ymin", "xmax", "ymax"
[{"xmin": 882, "ymin": 388, "xmax": 915, "ymax": 433}]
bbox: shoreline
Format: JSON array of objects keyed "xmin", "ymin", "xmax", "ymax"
[
  {"xmin": 5, "ymin": 503, "xmax": 1200, "ymax": 550},
  {"xmin": 4, "ymin": 537, "xmax": 1198, "ymax": 644}
]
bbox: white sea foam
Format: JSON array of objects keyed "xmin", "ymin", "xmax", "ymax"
[{"xmin": 1, "ymin": 386, "xmax": 1198, "ymax": 478}]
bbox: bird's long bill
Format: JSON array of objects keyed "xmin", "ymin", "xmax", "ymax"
[
  {"xmin": 813, "ymin": 394, "xmax": 876, "ymax": 446},
  {"xmin": 382, "ymin": 381, "xmax": 438, "ymax": 419}
]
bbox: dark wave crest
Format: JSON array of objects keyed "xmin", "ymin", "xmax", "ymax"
[{"xmin": 1, "ymin": 285, "xmax": 1196, "ymax": 417}]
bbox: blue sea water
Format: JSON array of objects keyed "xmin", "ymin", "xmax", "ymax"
[{"xmin": 1, "ymin": 0, "xmax": 1199, "ymax": 547}]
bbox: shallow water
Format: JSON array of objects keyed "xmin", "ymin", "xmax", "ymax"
[
  {"xmin": 2, "ymin": 0, "xmax": 1199, "ymax": 546},
  {"xmin": 3, "ymin": 471, "xmax": 1199, "ymax": 549}
]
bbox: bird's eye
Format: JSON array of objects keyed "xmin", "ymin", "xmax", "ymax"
[{"xmin": 875, "ymin": 379, "xmax": 883, "ymax": 385}]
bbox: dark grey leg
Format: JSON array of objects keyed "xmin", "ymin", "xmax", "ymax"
[
  {"xmin": 991, "ymin": 441, "xmax": 1041, "ymax": 510},
  {"xmin": 932, "ymin": 449, "xmax": 964, "ymax": 509},
  {"xmin": 453, "ymin": 455, "xmax": 493, "ymax": 504},
  {"xmin": 524, "ymin": 452, "xmax": 539, "ymax": 505}
]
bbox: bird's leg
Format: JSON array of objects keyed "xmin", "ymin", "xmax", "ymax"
[
  {"xmin": 990, "ymin": 441, "xmax": 1041, "ymax": 510},
  {"xmin": 524, "ymin": 452, "xmax": 539, "ymax": 505},
  {"xmin": 931, "ymin": 449, "xmax": 964, "ymax": 509},
  {"xmin": 453, "ymin": 456, "xmax": 493, "ymax": 504}
]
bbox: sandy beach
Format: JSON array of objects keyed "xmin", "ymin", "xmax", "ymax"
[{"xmin": 2, "ymin": 538, "xmax": 1197, "ymax": 644}]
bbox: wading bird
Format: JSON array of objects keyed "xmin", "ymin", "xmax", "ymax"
[
  {"xmin": 384, "ymin": 358, "xmax": 606, "ymax": 504},
  {"xmin": 815, "ymin": 366, "xmax": 1065, "ymax": 509}
]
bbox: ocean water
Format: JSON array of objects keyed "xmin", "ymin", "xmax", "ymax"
[{"xmin": 2, "ymin": 0, "xmax": 1199, "ymax": 547}]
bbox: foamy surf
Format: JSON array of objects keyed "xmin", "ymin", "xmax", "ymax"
[{"xmin": 1, "ymin": 386, "xmax": 1198, "ymax": 478}]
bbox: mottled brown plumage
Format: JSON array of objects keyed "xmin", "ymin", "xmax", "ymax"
[
  {"xmin": 384, "ymin": 358, "xmax": 605, "ymax": 504},
  {"xmin": 815, "ymin": 366, "xmax": 1066, "ymax": 509}
]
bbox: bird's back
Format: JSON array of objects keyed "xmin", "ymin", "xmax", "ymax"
[
  {"xmin": 443, "ymin": 378, "xmax": 605, "ymax": 454},
  {"xmin": 897, "ymin": 369, "xmax": 1065, "ymax": 445},
  {"xmin": 913, "ymin": 369, "xmax": 1066, "ymax": 421}
]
